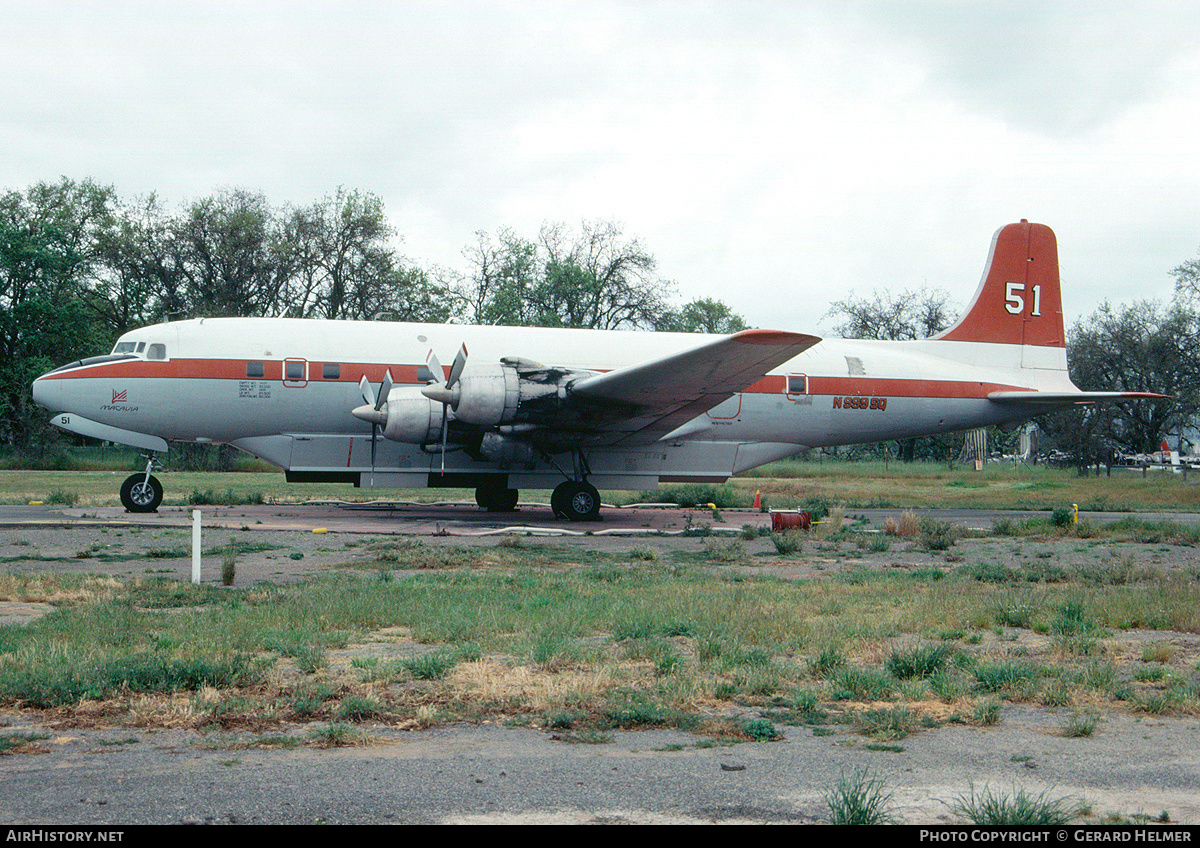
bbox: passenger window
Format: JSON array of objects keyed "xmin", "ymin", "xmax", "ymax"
[
  {"xmin": 285, "ymin": 361, "xmax": 305, "ymax": 381},
  {"xmin": 147, "ymin": 343, "xmax": 166, "ymax": 360},
  {"xmin": 246, "ymin": 362, "xmax": 265, "ymax": 378},
  {"xmin": 322, "ymin": 363, "xmax": 340, "ymax": 380},
  {"xmin": 788, "ymin": 375, "xmax": 808, "ymax": 395}
]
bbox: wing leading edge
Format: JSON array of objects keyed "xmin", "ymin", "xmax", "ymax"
[{"xmin": 566, "ymin": 329, "xmax": 820, "ymax": 445}]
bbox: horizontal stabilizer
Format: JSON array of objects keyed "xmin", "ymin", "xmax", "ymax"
[{"xmin": 988, "ymin": 391, "xmax": 1170, "ymax": 405}]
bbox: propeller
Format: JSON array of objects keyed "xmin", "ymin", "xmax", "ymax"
[
  {"xmin": 420, "ymin": 345, "xmax": 468, "ymax": 474},
  {"xmin": 352, "ymin": 369, "xmax": 393, "ymax": 485}
]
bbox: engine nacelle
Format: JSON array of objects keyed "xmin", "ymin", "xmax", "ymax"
[
  {"xmin": 447, "ymin": 364, "xmax": 514, "ymax": 427},
  {"xmin": 436, "ymin": 361, "xmax": 598, "ymax": 428},
  {"xmin": 380, "ymin": 389, "xmax": 444, "ymax": 444}
]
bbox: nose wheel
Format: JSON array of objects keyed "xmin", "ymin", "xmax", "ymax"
[
  {"xmin": 551, "ymin": 480, "xmax": 601, "ymax": 521},
  {"xmin": 120, "ymin": 473, "xmax": 163, "ymax": 513}
]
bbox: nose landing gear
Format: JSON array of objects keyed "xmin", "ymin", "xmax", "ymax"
[{"xmin": 120, "ymin": 453, "xmax": 164, "ymax": 513}]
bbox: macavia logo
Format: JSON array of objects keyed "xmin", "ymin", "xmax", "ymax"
[{"xmin": 101, "ymin": 388, "xmax": 138, "ymax": 413}]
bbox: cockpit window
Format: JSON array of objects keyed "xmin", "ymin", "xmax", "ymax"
[{"xmin": 112, "ymin": 341, "xmax": 157, "ymax": 358}]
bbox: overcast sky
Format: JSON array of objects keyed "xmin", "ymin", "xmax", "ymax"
[{"xmin": 3, "ymin": 0, "xmax": 1199, "ymax": 335}]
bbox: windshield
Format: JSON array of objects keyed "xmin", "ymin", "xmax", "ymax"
[{"xmin": 111, "ymin": 340, "xmax": 166, "ymax": 359}]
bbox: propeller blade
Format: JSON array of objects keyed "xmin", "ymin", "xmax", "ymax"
[
  {"xmin": 376, "ymin": 369, "xmax": 393, "ymax": 411},
  {"xmin": 355, "ymin": 370, "xmax": 393, "ymax": 488},
  {"xmin": 447, "ymin": 344, "xmax": 468, "ymax": 388},
  {"xmin": 440, "ymin": 403, "xmax": 448, "ymax": 475},
  {"xmin": 370, "ymin": 423, "xmax": 378, "ymax": 486},
  {"xmin": 419, "ymin": 350, "xmax": 443, "ymax": 384}
]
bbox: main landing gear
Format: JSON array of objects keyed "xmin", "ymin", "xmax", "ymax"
[
  {"xmin": 120, "ymin": 452, "xmax": 163, "ymax": 513},
  {"xmin": 474, "ymin": 480, "xmax": 601, "ymax": 520},
  {"xmin": 473, "ymin": 447, "xmax": 603, "ymax": 522},
  {"xmin": 546, "ymin": 447, "xmax": 602, "ymax": 521},
  {"xmin": 550, "ymin": 480, "xmax": 601, "ymax": 522}
]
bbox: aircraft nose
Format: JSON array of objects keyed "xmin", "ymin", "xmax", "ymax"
[{"xmin": 31, "ymin": 371, "xmax": 61, "ymax": 412}]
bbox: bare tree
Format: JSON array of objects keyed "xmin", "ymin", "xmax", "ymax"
[
  {"xmin": 826, "ymin": 287, "xmax": 957, "ymax": 461},
  {"xmin": 826, "ymin": 288, "xmax": 955, "ymax": 340},
  {"xmin": 1172, "ymin": 249, "xmax": 1200, "ymax": 303}
]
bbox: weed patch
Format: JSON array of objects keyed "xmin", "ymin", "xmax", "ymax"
[
  {"xmin": 949, "ymin": 783, "xmax": 1089, "ymax": 825},
  {"xmin": 824, "ymin": 768, "xmax": 898, "ymax": 825}
]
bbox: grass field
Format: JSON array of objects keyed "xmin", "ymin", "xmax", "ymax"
[
  {"xmin": 3, "ymin": 459, "xmax": 1200, "ymax": 823},
  {"xmin": 739, "ymin": 458, "xmax": 1200, "ymax": 513},
  {"xmin": 3, "ymin": 454, "xmax": 1197, "ymax": 513},
  {"xmin": 2, "ymin": 528, "xmax": 1198, "ymax": 746}
]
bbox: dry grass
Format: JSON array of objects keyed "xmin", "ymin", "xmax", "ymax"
[
  {"xmin": 449, "ymin": 658, "xmax": 624, "ymax": 711},
  {"xmin": 0, "ymin": 574, "xmax": 122, "ymax": 604},
  {"xmin": 883, "ymin": 510, "xmax": 921, "ymax": 537}
]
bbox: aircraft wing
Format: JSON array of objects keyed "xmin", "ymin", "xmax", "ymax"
[
  {"xmin": 564, "ymin": 329, "xmax": 820, "ymax": 445},
  {"xmin": 988, "ymin": 391, "xmax": 1171, "ymax": 405}
]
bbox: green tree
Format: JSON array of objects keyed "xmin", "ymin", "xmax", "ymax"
[
  {"xmin": 458, "ymin": 220, "xmax": 673, "ymax": 330},
  {"xmin": 456, "ymin": 227, "xmax": 539, "ymax": 325},
  {"xmin": 164, "ymin": 189, "xmax": 283, "ymax": 318},
  {"xmin": 0, "ymin": 179, "xmax": 114, "ymax": 448},
  {"xmin": 90, "ymin": 192, "xmax": 179, "ymax": 335},
  {"xmin": 278, "ymin": 188, "xmax": 407, "ymax": 320},
  {"xmin": 534, "ymin": 220, "xmax": 671, "ymax": 329},
  {"xmin": 655, "ymin": 297, "xmax": 749, "ymax": 334},
  {"xmin": 1042, "ymin": 300, "xmax": 1200, "ymax": 463},
  {"xmin": 351, "ymin": 264, "xmax": 457, "ymax": 324}
]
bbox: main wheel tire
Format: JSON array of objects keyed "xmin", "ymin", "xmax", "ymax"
[
  {"xmin": 120, "ymin": 473, "xmax": 163, "ymax": 513},
  {"xmin": 552, "ymin": 481, "xmax": 601, "ymax": 522},
  {"xmin": 476, "ymin": 485, "xmax": 519, "ymax": 512},
  {"xmin": 550, "ymin": 484, "xmax": 570, "ymax": 519}
]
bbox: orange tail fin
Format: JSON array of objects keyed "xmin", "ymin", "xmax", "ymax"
[{"xmin": 935, "ymin": 220, "xmax": 1065, "ymax": 348}]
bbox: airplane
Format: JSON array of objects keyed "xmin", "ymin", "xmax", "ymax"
[{"xmin": 31, "ymin": 220, "xmax": 1162, "ymax": 520}]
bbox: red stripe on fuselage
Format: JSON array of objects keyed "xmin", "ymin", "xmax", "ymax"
[
  {"xmin": 42, "ymin": 358, "xmax": 1032, "ymax": 400},
  {"xmin": 740, "ymin": 374, "xmax": 1030, "ymax": 399},
  {"xmin": 39, "ymin": 358, "xmax": 427, "ymax": 384}
]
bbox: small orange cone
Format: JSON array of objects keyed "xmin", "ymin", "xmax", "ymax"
[{"xmin": 753, "ymin": 490, "xmax": 761, "ymax": 509}]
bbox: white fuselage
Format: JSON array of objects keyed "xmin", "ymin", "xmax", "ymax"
[{"xmin": 33, "ymin": 316, "xmax": 1069, "ymax": 491}]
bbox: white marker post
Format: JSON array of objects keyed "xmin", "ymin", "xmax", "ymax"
[{"xmin": 191, "ymin": 509, "xmax": 202, "ymax": 584}]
